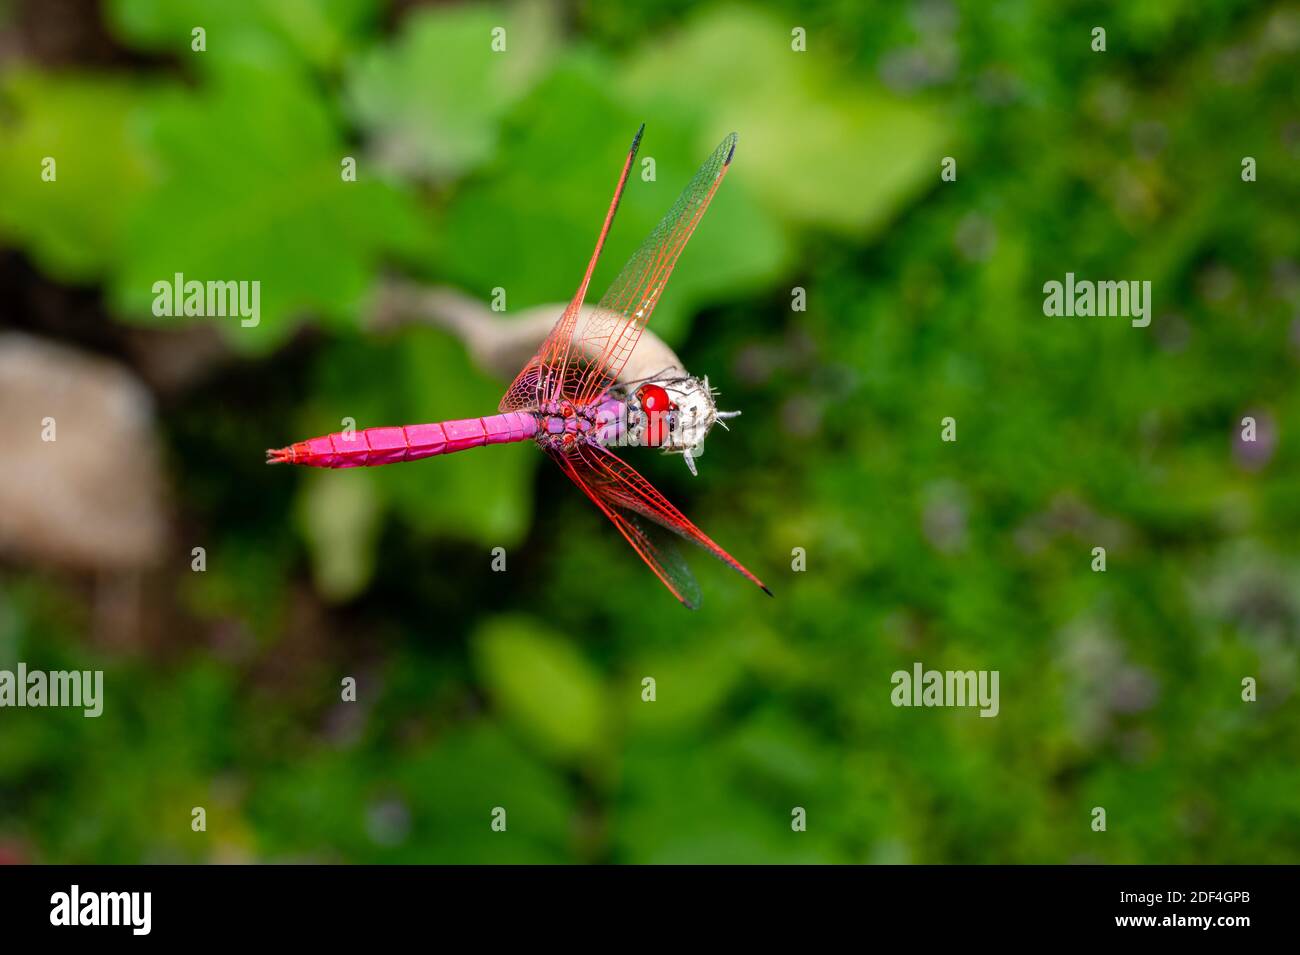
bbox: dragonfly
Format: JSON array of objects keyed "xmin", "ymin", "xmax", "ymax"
[{"xmin": 268, "ymin": 126, "xmax": 770, "ymax": 609}]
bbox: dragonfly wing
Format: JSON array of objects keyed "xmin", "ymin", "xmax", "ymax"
[
  {"xmin": 568, "ymin": 132, "xmax": 737, "ymax": 408},
  {"xmin": 552, "ymin": 443, "xmax": 769, "ymax": 604},
  {"xmin": 499, "ymin": 125, "xmax": 645, "ymax": 413},
  {"xmin": 548, "ymin": 447, "xmax": 703, "ymax": 608},
  {"xmin": 625, "ymin": 512, "xmax": 704, "ymax": 610}
]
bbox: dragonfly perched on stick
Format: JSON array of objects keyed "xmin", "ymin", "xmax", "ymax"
[{"xmin": 269, "ymin": 126, "xmax": 769, "ymax": 608}]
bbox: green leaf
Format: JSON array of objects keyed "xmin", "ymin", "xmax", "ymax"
[
  {"xmin": 0, "ymin": 72, "xmax": 158, "ymax": 280},
  {"xmin": 625, "ymin": 641, "xmax": 746, "ymax": 734},
  {"xmin": 472, "ymin": 616, "xmax": 609, "ymax": 763},
  {"xmin": 294, "ymin": 468, "xmax": 382, "ymax": 601},
  {"xmin": 105, "ymin": 0, "xmax": 381, "ymax": 73},
  {"xmin": 107, "ymin": 65, "xmax": 431, "ymax": 350},
  {"xmin": 345, "ymin": 1, "xmax": 558, "ymax": 181},
  {"xmin": 620, "ymin": 6, "xmax": 950, "ymax": 236}
]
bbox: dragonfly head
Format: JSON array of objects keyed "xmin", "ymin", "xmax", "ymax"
[{"xmin": 628, "ymin": 373, "xmax": 738, "ymax": 477}]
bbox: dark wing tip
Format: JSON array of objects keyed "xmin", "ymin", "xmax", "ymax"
[
  {"xmin": 724, "ymin": 132, "xmax": 738, "ymax": 165},
  {"xmin": 631, "ymin": 122, "xmax": 646, "ymax": 154}
]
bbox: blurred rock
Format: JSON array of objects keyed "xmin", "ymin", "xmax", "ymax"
[
  {"xmin": 0, "ymin": 332, "xmax": 165, "ymax": 569},
  {"xmin": 121, "ymin": 324, "xmax": 231, "ymax": 395}
]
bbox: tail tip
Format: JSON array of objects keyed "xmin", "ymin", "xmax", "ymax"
[
  {"xmin": 266, "ymin": 447, "xmax": 290, "ymax": 465},
  {"xmin": 760, "ymin": 583, "xmax": 773, "ymax": 597}
]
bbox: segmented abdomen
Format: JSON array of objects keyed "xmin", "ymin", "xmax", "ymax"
[{"xmin": 267, "ymin": 412, "xmax": 538, "ymax": 468}]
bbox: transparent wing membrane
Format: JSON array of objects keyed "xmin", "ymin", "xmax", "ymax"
[
  {"xmin": 499, "ymin": 129, "xmax": 736, "ymax": 412},
  {"xmin": 570, "ymin": 133, "xmax": 736, "ymax": 407},
  {"xmin": 499, "ymin": 125, "xmax": 645, "ymax": 412},
  {"xmin": 549, "ymin": 443, "xmax": 769, "ymax": 607}
]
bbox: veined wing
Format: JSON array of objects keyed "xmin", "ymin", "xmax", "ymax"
[
  {"xmin": 567, "ymin": 132, "xmax": 737, "ymax": 408},
  {"xmin": 548, "ymin": 446, "xmax": 702, "ymax": 608},
  {"xmin": 549, "ymin": 442, "xmax": 769, "ymax": 607},
  {"xmin": 499, "ymin": 125, "xmax": 645, "ymax": 413}
]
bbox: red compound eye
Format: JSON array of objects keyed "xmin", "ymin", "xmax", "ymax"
[
  {"xmin": 638, "ymin": 384, "xmax": 672, "ymax": 447},
  {"xmin": 561, "ymin": 432, "xmax": 575, "ymax": 447}
]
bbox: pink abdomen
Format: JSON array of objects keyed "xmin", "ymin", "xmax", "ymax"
[{"xmin": 268, "ymin": 412, "xmax": 538, "ymax": 468}]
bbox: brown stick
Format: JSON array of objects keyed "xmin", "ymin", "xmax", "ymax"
[{"xmin": 367, "ymin": 278, "xmax": 687, "ymax": 386}]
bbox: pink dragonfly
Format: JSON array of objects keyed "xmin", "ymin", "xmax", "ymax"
[{"xmin": 268, "ymin": 126, "xmax": 769, "ymax": 608}]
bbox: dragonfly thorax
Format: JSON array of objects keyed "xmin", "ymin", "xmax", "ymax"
[{"xmin": 534, "ymin": 396, "xmax": 624, "ymax": 451}]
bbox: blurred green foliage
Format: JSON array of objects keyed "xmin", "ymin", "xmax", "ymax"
[
  {"xmin": 0, "ymin": 72, "xmax": 157, "ymax": 278},
  {"xmin": 1, "ymin": 0, "xmax": 1298, "ymax": 863},
  {"xmin": 347, "ymin": 1, "xmax": 558, "ymax": 180}
]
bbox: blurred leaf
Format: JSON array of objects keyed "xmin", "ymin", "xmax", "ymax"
[
  {"xmin": 294, "ymin": 468, "xmax": 381, "ymax": 601},
  {"xmin": 472, "ymin": 615, "xmax": 608, "ymax": 762},
  {"xmin": 624, "ymin": 640, "xmax": 745, "ymax": 734},
  {"xmin": 620, "ymin": 6, "xmax": 950, "ymax": 236},
  {"xmin": 106, "ymin": 0, "xmax": 380, "ymax": 73},
  {"xmin": 0, "ymin": 72, "xmax": 158, "ymax": 279},
  {"xmin": 346, "ymin": 0, "xmax": 558, "ymax": 181},
  {"xmin": 108, "ymin": 64, "xmax": 432, "ymax": 350}
]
